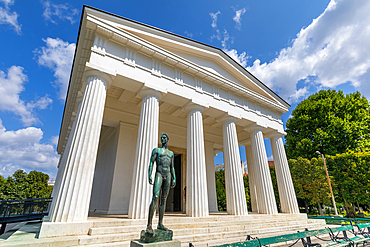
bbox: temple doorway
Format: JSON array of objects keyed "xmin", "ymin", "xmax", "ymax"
[{"xmin": 166, "ymin": 153, "xmax": 182, "ymax": 212}]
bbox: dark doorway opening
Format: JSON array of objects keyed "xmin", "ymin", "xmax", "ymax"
[{"xmin": 166, "ymin": 154, "xmax": 181, "ymax": 212}]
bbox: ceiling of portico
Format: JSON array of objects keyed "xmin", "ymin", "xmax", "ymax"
[
  {"xmin": 106, "ymin": 85, "xmax": 263, "ymax": 136},
  {"xmin": 105, "ymin": 85, "xmax": 283, "ymax": 150},
  {"xmin": 106, "ymin": 85, "xmax": 228, "ymax": 127}
]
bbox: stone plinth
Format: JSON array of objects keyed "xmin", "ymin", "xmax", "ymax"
[
  {"xmin": 140, "ymin": 229, "xmax": 173, "ymax": 243},
  {"xmin": 131, "ymin": 240, "xmax": 181, "ymax": 247}
]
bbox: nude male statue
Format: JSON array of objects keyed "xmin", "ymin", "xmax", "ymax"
[{"xmin": 146, "ymin": 133, "xmax": 176, "ymax": 234}]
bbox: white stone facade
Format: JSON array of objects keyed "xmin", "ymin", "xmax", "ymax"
[{"xmin": 46, "ymin": 6, "xmax": 299, "ymax": 233}]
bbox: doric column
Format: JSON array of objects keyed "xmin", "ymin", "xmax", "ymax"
[
  {"xmin": 249, "ymin": 126, "xmax": 278, "ymax": 214},
  {"xmin": 246, "ymin": 144, "xmax": 258, "ymax": 212},
  {"xmin": 221, "ymin": 117, "xmax": 248, "ymax": 215},
  {"xmin": 128, "ymin": 89, "xmax": 162, "ymax": 219},
  {"xmin": 270, "ymin": 133, "xmax": 299, "ymax": 214},
  {"xmin": 185, "ymin": 104, "xmax": 209, "ymax": 217},
  {"xmin": 49, "ymin": 70, "xmax": 112, "ymax": 222}
]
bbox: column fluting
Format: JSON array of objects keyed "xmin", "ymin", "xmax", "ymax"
[
  {"xmin": 271, "ymin": 134, "xmax": 299, "ymax": 214},
  {"xmin": 250, "ymin": 127, "xmax": 278, "ymax": 214},
  {"xmin": 185, "ymin": 104, "xmax": 209, "ymax": 217},
  {"xmin": 128, "ymin": 89, "xmax": 162, "ymax": 219},
  {"xmin": 221, "ymin": 117, "xmax": 248, "ymax": 215},
  {"xmin": 49, "ymin": 70, "xmax": 112, "ymax": 222}
]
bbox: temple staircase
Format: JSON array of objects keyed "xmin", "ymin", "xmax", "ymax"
[{"xmin": 0, "ymin": 213, "xmax": 326, "ymax": 247}]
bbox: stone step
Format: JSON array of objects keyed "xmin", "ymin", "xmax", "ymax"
[
  {"xmin": 81, "ymin": 222, "xmax": 326, "ymax": 247},
  {"xmin": 0, "ymin": 214, "xmax": 325, "ymax": 247},
  {"xmin": 174, "ymin": 222, "xmax": 326, "ymax": 244},
  {"xmin": 88, "ymin": 219, "xmax": 321, "ymax": 236},
  {"xmin": 80, "ymin": 222, "xmax": 325, "ymax": 246},
  {"xmin": 89, "ymin": 214, "xmax": 308, "ymax": 228}
]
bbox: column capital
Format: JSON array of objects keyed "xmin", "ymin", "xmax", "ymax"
[
  {"xmin": 137, "ymin": 88, "xmax": 163, "ymax": 100},
  {"xmin": 83, "ymin": 70, "xmax": 113, "ymax": 88},
  {"xmin": 184, "ymin": 103, "xmax": 204, "ymax": 113},
  {"xmin": 269, "ymin": 131, "xmax": 286, "ymax": 139},
  {"xmin": 246, "ymin": 123, "xmax": 265, "ymax": 132},
  {"xmin": 219, "ymin": 115, "xmax": 238, "ymax": 124}
]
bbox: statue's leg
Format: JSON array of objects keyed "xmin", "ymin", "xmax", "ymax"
[
  {"xmin": 147, "ymin": 172, "xmax": 162, "ymax": 233},
  {"xmin": 158, "ymin": 174, "xmax": 171, "ymax": 230}
]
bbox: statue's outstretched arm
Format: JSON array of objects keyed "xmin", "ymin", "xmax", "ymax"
[{"xmin": 148, "ymin": 149, "xmax": 157, "ymax": 185}]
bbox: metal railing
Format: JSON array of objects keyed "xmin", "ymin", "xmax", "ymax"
[
  {"xmin": 0, "ymin": 197, "xmax": 52, "ymax": 220},
  {"xmin": 0, "ymin": 197, "xmax": 52, "ymax": 234}
]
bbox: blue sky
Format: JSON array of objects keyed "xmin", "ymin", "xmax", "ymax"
[{"xmin": 0, "ymin": 0, "xmax": 369, "ymax": 179}]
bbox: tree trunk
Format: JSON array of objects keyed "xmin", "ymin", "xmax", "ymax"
[
  {"xmin": 318, "ymin": 202, "xmax": 324, "ymax": 216},
  {"xmin": 343, "ymin": 198, "xmax": 356, "ymax": 218},
  {"xmin": 304, "ymin": 200, "xmax": 308, "ymax": 214}
]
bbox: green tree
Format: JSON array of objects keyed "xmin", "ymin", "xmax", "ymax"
[
  {"xmin": 327, "ymin": 151, "xmax": 370, "ymax": 217},
  {"xmin": 0, "ymin": 170, "xmax": 52, "ymax": 200},
  {"xmin": 27, "ymin": 171, "xmax": 53, "ymax": 198},
  {"xmin": 215, "ymin": 169, "xmax": 226, "ymax": 211},
  {"xmin": 215, "ymin": 169, "xmax": 250, "ymax": 212},
  {"xmin": 285, "ymin": 90, "xmax": 370, "ymax": 160},
  {"xmin": 289, "ymin": 157, "xmax": 332, "ymax": 215},
  {"xmin": 0, "ymin": 175, "xmax": 6, "ymax": 199},
  {"xmin": 269, "ymin": 166, "xmax": 280, "ymax": 211}
]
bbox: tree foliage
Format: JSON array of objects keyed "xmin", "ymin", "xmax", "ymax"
[
  {"xmin": 327, "ymin": 151, "xmax": 370, "ymax": 207},
  {"xmin": 285, "ymin": 90, "xmax": 370, "ymax": 160},
  {"xmin": 289, "ymin": 152, "xmax": 370, "ymax": 217},
  {"xmin": 215, "ymin": 169, "xmax": 250, "ymax": 211},
  {"xmin": 289, "ymin": 157, "xmax": 332, "ymax": 207},
  {"xmin": 0, "ymin": 170, "xmax": 52, "ymax": 200},
  {"xmin": 269, "ymin": 166, "xmax": 280, "ymax": 209}
]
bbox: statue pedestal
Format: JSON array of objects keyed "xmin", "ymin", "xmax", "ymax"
[
  {"xmin": 140, "ymin": 229, "xmax": 173, "ymax": 242},
  {"xmin": 130, "ymin": 240, "xmax": 181, "ymax": 247},
  {"xmin": 130, "ymin": 229, "xmax": 180, "ymax": 246}
]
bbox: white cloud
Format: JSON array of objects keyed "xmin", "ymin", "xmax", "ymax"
[
  {"xmin": 0, "ymin": 0, "xmax": 21, "ymax": 34},
  {"xmin": 210, "ymin": 11, "xmax": 221, "ymax": 28},
  {"xmin": 267, "ymin": 155, "xmax": 274, "ymax": 161},
  {"xmin": 225, "ymin": 48, "xmax": 250, "ymax": 68},
  {"xmin": 220, "ymin": 29, "xmax": 250, "ymax": 67},
  {"xmin": 246, "ymin": 0, "xmax": 370, "ymax": 103},
  {"xmin": 0, "ymin": 0, "xmax": 14, "ymax": 6},
  {"xmin": 34, "ymin": 37, "xmax": 75, "ymax": 100},
  {"xmin": 0, "ymin": 119, "xmax": 59, "ymax": 178},
  {"xmin": 0, "ymin": 66, "xmax": 52, "ymax": 126},
  {"xmin": 209, "ymin": 11, "xmax": 251, "ymax": 67},
  {"xmin": 184, "ymin": 31, "xmax": 193, "ymax": 38},
  {"xmin": 50, "ymin": 135, "xmax": 59, "ymax": 147},
  {"xmin": 233, "ymin": 7, "xmax": 246, "ymax": 30},
  {"xmin": 42, "ymin": 0, "xmax": 78, "ymax": 25}
]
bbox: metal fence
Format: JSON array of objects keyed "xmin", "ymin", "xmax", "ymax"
[{"xmin": 0, "ymin": 197, "xmax": 52, "ymax": 222}]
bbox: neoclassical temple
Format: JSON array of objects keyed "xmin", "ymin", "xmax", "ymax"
[{"xmin": 44, "ymin": 5, "xmax": 299, "ymax": 235}]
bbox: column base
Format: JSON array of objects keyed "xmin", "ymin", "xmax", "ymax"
[{"xmin": 38, "ymin": 221, "xmax": 93, "ymax": 238}]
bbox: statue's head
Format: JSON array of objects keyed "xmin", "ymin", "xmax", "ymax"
[{"xmin": 161, "ymin": 133, "xmax": 169, "ymax": 144}]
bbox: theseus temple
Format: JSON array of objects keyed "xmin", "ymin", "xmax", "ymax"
[{"xmin": 43, "ymin": 5, "xmax": 299, "ymax": 236}]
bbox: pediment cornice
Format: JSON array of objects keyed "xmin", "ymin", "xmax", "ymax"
[
  {"xmin": 87, "ymin": 14, "xmax": 288, "ymax": 112},
  {"xmin": 58, "ymin": 7, "xmax": 289, "ymax": 154}
]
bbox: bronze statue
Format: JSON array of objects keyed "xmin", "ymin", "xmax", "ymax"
[{"xmin": 146, "ymin": 133, "xmax": 176, "ymax": 234}]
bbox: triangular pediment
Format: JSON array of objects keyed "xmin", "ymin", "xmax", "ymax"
[{"xmin": 85, "ymin": 6, "xmax": 289, "ymax": 109}]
